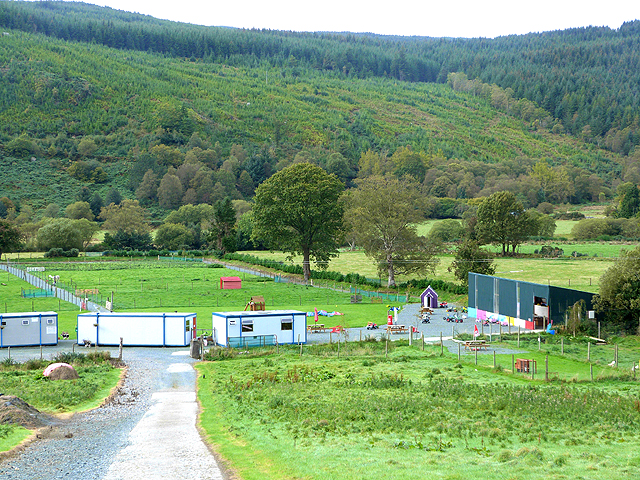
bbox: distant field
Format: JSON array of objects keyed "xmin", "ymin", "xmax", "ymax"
[
  {"xmin": 243, "ymin": 249, "xmax": 614, "ymax": 293},
  {"xmin": 553, "ymin": 219, "xmax": 578, "ymax": 237},
  {"xmin": 486, "ymin": 242, "xmax": 632, "ymax": 258}
]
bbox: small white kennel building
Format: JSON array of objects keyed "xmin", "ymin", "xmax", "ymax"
[
  {"xmin": 211, "ymin": 310, "xmax": 307, "ymax": 347},
  {"xmin": 77, "ymin": 312, "xmax": 197, "ymax": 347},
  {"xmin": 0, "ymin": 311, "xmax": 58, "ymax": 348}
]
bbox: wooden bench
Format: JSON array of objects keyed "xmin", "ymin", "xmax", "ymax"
[{"xmin": 386, "ymin": 325, "xmax": 408, "ymax": 334}]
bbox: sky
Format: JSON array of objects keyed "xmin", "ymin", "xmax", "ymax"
[{"xmin": 81, "ymin": 0, "xmax": 639, "ymax": 38}]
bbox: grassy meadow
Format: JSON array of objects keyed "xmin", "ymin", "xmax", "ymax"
[
  {"xmin": 240, "ymin": 249, "xmax": 615, "ymax": 293},
  {"xmin": 196, "ymin": 338, "xmax": 640, "ymax": 480}
]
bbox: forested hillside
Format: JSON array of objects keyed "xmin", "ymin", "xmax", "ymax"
[
  {"xmin": 2, "ymin": 1, "xmax": 639, "ymax": 154},
  {"xmin": 0, "ymin": 1, "xmax": 636, "ymax": 221}
]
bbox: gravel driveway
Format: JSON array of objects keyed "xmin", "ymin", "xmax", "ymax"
[{"xmin": 0, "ymin": 343, "xmax": 226, "ymax": 480}]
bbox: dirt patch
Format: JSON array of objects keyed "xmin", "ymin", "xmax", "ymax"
[{"xmin": 0, "ymin": 395, "xmax": 58, "ymax": 429}]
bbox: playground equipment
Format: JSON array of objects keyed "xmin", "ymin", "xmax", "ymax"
[{"xmin": 244, "ymin": 295, "xmax": 266, "ymax": 311}]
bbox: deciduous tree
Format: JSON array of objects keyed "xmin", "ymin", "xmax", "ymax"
[
  {"xmin": 252, "ymin": 163, "xmax": 345, "ymax": 282},
  {"xmin": 476, "ymin": 191, "xmax": 535, "ymax": 255},
  {"xmin": 0, "ymin": 219, "xmax": 23, "ymax": 259},
  {"xmin": 157, "ymin": 170, "xmax": 183, "ymax": 209},
  {"xmin": 593, "ymin": 245, "xmax": 640, "ymax": 334},
  {"xmin": 344, "ymin": 175, "xmax": 439, "ymax": 287},
  {"xmin": 65, "ymin": 201, "xmax": 94, "ymax": 221},
  {"xmin": 448, "ymin": 240, "xmax": 496, "ymax": 286},
  {"xmin": 36, "ymin": 218, "xmax": 83, "ymax": 251},
  {"xmin": 154, "ymin": 223, "xmax": 195, "ymax": 250},
  {"xmin": 100, "ymin": 199, "xmax": 149, "ymax": 234}
]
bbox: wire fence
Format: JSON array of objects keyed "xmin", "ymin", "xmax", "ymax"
[{"xmin": 1, "ymin": 263, "xmax": 108, "ymax": 312}]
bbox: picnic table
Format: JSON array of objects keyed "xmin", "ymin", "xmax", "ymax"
[
  {"xmin": 463, "ymin": 340, "xmax": 490, "ymax": 351},
  {"xmin": 307, "ymin": 324, "xmax": 327, "ymax": 333},
  {"xmin": 386, "ymin": 324, "xmax": 408, "ymax": 334}
]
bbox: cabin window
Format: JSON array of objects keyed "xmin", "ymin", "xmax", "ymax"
[
  {"xmin": 242, "ymin": 319, "xmax": 254, "ymax": 332},
  {"xmin": 281, "ymin": 319, "xmax": 293, "ymax": 331}
]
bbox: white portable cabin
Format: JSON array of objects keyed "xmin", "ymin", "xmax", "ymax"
[
  {"xmin": 0, "ymin": 311, "xmax": 58, "ymax": 348},
  {"xmin": 212, "ymin": 310, "xmax": 307, "ymax": 347},
  {"xmin": 77, "ymin": 312, "xmax": 197, "ymax": 347}
]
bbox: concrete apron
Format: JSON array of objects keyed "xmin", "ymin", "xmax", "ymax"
[{"xmin": 104, "ymin": 360, "xmax": 223, "ymax": 480}]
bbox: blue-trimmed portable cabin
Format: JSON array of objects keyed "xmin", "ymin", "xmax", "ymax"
[
  {"xmin": 0, "ymin": 311, "xmax": 58, "ymax": 348},
  {"xmin": 212, "ymin": 310, "xmax": 307, "ymax": 347},
  {"xmin": 77, "ymin": 312, "xmax": 197, "ymax": 347}
]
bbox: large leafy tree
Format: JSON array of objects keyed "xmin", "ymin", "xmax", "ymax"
[
  {"xmin": 476, "ymin": 191, "xmax": 536, "ymax": 255},
  {"xmin": 344, "ymin": 175, "xmax": 439, "ymax": 287},
  {"xmin": 0, "ymin": 219, "xmax": 23, "ymax": 259},
  {"xmin": 65, "ymin": 201, "xmax": 94, "ymax": 221},
  {"xmin": 100, "ymin": 199, "xmax": 149, "ymax": 234},
  {"xmin": 36, "ymin": 218, "xmax": 84, "ymax": 251},
  {"xmin": 593, "ymin": 245, "xmax": 640, "ymax": 334},
  {"xmin": 164, "ymin": 203, "xmax": 214, "ymax": 249},
  {"xmin": 448, "ymin": 240, "xmax": 496, "ymax": 286},
  {"xmin": 252, "ymin": 163, "xmax": 345, "ymax": 282},
  {"xmin": 154, "ymin": 223, "xmax": 195, "ymax": 250}
]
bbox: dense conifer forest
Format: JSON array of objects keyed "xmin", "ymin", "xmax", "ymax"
[{"xmin": 0, "ymin": 1, "xmax": 638, "ymax": 218}]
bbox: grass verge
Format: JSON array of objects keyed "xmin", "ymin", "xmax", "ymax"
[{"xmin": 196, "ymin": 340, "xmax": 640, "ymax": 480}]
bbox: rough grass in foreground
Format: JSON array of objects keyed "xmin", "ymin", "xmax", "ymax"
[{"xmin": 196, "ymin": 342, "xmax": 640, "ymax": 480}]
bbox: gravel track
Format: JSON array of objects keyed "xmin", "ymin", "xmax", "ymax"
[{"xmin": 0, "ymin": 344, "xmax": 226, "ymax": 480}]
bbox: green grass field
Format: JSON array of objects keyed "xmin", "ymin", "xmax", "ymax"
[
  {"xmin": 196, "ymin": 338, "xmax": 640, "ymax": 480},
  {"xmin": 241, "ymin": 249, "xmax": 615, "ymax": 293}
]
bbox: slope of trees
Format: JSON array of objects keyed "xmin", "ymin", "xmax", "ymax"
[
  {"xmin": 0, "ymin": 26, "xmax": 626, "ymax": 218},
  {"xmin": 2, "ymin": 1, "xmax": 639, "ymax": 154}
]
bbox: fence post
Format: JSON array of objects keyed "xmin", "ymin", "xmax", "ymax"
[
  {"xmin": 587, "ymin": 342, "xmax": 590, "ymax": 362},
  {"xmin": 545, "ymin": 355, "xmax": 549, "ymax": 381}
]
